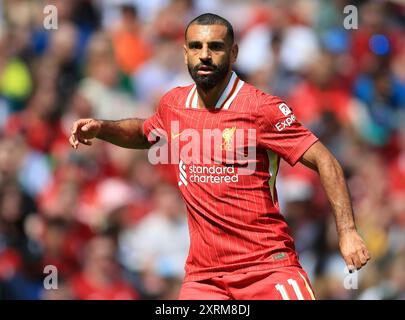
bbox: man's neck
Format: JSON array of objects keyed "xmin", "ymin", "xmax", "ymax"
[{"xmin": 196, "ymin": 71, "xmax": 233, "ymax": 109}]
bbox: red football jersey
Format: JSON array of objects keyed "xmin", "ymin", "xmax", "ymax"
[{"xmin": 143, "ymin": 72, "xmax": 318, "ymax": 282}]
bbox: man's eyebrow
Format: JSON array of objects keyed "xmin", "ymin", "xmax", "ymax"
[
  {"xmin": 187, "ymin": 40, "xmax": 226, "ymax": 46},
  {"xmin": 188, "ymin": 41, "xmax": 202, "ymax": 46},
  {"xmin": 208, "ymin": 40, "xmax": 226, "ymax": 46}
]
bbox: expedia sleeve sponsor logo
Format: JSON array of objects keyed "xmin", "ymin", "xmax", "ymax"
[
  {"xmin": 274, "ymin": 103, "xmax": 297, "ymax": 131},
  {"xmin": 275, "ymin": 114, "xmax": 297, "ymax": 131}
]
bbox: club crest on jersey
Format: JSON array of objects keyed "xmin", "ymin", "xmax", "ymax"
[
  {"xmin": 221, "ymin": 127, "xmax": 237, "ymax": 151},
  {"xmin": 278, "ymin": 103, "xmax": 291, "ymax": 116}
]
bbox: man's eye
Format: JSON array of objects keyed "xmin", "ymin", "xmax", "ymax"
[
  {"xmin": 189, "ymin": 43, "xmax": 201, "ymax": 49},
  {"xmin": 210, "ymin": 43, "xmax": 224, "ymax": 51}
]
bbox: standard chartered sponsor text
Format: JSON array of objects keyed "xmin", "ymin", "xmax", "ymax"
[{"xmin": 189, "ymin": 165, "xmax": 239, "ymax": 183}]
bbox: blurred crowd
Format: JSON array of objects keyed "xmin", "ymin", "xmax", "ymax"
[{"xmin": 0, "ymin": 0, "xmax": 404, "ymax": 300}]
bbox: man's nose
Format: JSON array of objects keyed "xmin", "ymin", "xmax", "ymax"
[{"xmin": 199, "ymin": 45, "xmax": 211, "ymax": 61}]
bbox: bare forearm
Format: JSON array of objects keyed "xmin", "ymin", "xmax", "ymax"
[
  {"xmin": 97, "ymin": 118, "xmax": 150, "ymax": 149},
  {"xmin": 300, "ymin": 142, "xmax": 370, "ymax": 270},
  {"xmin": 317, "ymin": 155, "xmax": 356, "ymax": 236},
  {"xmin": 301, "ymin": 142, "xmax": 357, "ymax": 236}
]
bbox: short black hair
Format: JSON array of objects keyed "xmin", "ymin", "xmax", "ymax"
[{"xmin": 185, "ymin": 13, "xmax": 234, "ymax": 45}]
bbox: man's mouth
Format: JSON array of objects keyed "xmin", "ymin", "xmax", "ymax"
[{"xmin": 197, "ymin": 65, "xmax": 215, "ymax": 75}]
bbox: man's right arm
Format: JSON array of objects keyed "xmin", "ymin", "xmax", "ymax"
[{"xmin": 69, "ymin": 118, "xmax": 151, "ymax": 149}]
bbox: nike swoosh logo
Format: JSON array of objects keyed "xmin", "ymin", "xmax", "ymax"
[{"xmin": 171, "ymin": 131, "xmax": 185, "ymax": 139}]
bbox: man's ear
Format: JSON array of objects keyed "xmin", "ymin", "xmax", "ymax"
[
  {"xmin": 183, "ymin": 44, "xmax": 188, "ymax": 65},
  {"xmin": 231, "ymin": 43, "xmax": 238, "ymax": 64}
]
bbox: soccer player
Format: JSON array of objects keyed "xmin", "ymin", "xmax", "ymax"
[{"xmin": 69, "ymin": 13, "xmax": 370, "ymax": 300}]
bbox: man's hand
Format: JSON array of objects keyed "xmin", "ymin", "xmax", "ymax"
[
  {"xmin": 339, "ymin": 230, "xmax": 371, "ymax": 272},
  {"xmin": 69, "ymin": 118, "xmax": 101, "ymax": 149}
]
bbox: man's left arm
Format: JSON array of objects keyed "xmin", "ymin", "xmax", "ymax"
[{"xmin": 299, "ymin": 141, "xmax": 371, "ymax": 272}]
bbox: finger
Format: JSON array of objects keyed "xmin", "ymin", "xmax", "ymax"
[
  {"xmin": 69, "ymin": 135, "xmax": 76, "ymax": 148},
  {"xmin": 359, "ymin": 248, "xmax": 371, "ymax": 268},
  {"xmin": 71, "ymin": 125, "xmax": 81, "ymax": 147},
  {"xmin": 70, "ymin": 128, "xmax": 76, "ymax": 142},
  {"xmin": 69, "ymin": 135, "xmax": 79, "ymax": 149},
  {"xmin": 71, "ymin": 133, "xmax": 76, "ymax": 145},
  {"xmin": 363, "ymin": 248, "xmax": 371, "ymax": 261},
  {"xmin": 343, "ymin": 256, "xmax": 355, "ymax": 273},
  {"xmin": 351, "ymin": 253, "xmax": 362, "ymax": 270},
  {"xmin": 71, "ymin": 120, "xmax": 81, "ymax": 134},
  {"xmin": 358, "ymin": 249, "xmax": 369, "ymax": 266}
]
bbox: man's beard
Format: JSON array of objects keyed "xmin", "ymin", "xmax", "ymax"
[{"xmin": 187, "ymin": 60, "xmax": 230, "ymax": 90}]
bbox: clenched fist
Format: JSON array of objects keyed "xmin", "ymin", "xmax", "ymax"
[{"xmin": 339, "ymin": 230, "xmax": 371, "ymax": 272}]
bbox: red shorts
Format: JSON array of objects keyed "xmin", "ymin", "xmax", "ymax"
[{"xmin": 179, "ymin": 266, "xmax": 316, "ymax": 300}]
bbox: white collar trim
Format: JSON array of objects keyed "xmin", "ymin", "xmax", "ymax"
[{"xmin": 185, "ymin": 71, "xmax": 244, "ymax": 110}]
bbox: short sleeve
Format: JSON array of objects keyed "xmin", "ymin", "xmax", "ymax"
[
  {"xmin": 257, "ymin": 96, "xmax": 318, "ymax": 166},
  {"xmin": 143, "ymin": 96, "xmax": 167, "ymax": 145}
]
